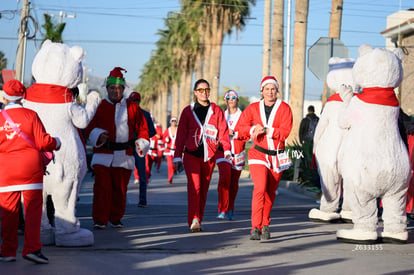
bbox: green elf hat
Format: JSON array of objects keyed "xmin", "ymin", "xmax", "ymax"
[{"xmin": 106, "ymin": 67, "xmax": 127, "ymax": 86}]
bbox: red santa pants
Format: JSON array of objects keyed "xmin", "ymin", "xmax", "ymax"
[
  {"xmin": 146, "ymin": 154, "xmax": 157, "ymax": 180},
  {"xmin": 249, "ymin": 164, "xmax": 282, "ymax": 232},
  {"xmin": 183, "ymin": 152, "xmax": 215, "ymax": 226},
  {"xmin": 166, "ymin": 155, "xmax": 175, "ymax": 183},
  {"xmin": 92, "ymin": 165, "xmax": 132, "ymax": 224},
  {"xmin": 0, "ymin": 189, "xmax": 42, "ymax": 257},
  {"xmin": 228, "ymin": 169, "xmax": 242, "ymax": 211},
  {"xmin": 217, "ymin": 160, "xmax": 232, "ymax": 213}
]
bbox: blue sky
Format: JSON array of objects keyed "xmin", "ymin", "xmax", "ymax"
[{"xmin": 0, "ymin": 0, "xmax": 412, "ymax": 100}]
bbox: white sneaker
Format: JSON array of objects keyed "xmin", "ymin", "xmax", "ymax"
[{"xmin": 190, "ymin": 218, "xmax": 201, "ymax": 232}]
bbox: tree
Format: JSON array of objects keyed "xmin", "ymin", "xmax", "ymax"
[
  {"xmin": 271, "ymin": 0, "xmax": 285, "ymax": 100},
  {"xmin": 42, "ymin": 13, "xmax": 66, "ymax": 43},
  {"xmin": 288, "ymin": 0, "xmax": 309, "ymax": 145},
  {"xmin": 0, "ymin": 51, "xmax": 7, "ymax": 72}
]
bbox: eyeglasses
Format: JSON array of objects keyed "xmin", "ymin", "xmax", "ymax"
[
  {"xmin": 225, "ymin": 96, "xmax": 237, "ymax": 100},
  {"xmin": 195, "ymin": 88, "xmax": 211, "ymax": 93}
]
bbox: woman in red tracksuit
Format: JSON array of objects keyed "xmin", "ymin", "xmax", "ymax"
[
  {"xmin": 163, "ymin": 117, "xmax": 178, "ymax": 184},
  {"xmin": 174, "ymin": 79, "xmax": 231, "ymax": 232},
  {"xmin": 0, "ymin": 80, "xmax": 60, "ymax": 264},
  {"xmin": 236, "ymin": 76, "xmax": 293, "ymax": 241}
]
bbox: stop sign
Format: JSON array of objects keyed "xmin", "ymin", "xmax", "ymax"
[{"xmin": 308, "ymin": 37, "xmax": 349, "ymax": 81}]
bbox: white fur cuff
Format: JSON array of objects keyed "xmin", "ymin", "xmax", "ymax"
[
  {"xmin": 89, "ymin": 128, "xmax": 107, "ymax": 147},
  {"xmin": 135, "ymin": 138, "xmax": 150, "ymax": 157}
]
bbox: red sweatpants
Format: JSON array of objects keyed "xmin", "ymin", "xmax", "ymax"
[
  {"xmin": 249, "ymin": 164, "xmax": 282, "ymax": 232},
  {"xmin": 166, "ymin": 155, "xmax": 175, "ymax": 183},
  {"xmin": 0, "ymin": 189, "xmax": 42, "ymax": 257},
  {"xmin": 146, "ymin": 155, "xmax": 157, "ymax": 180},
  {"xmin": 92, "ymin": 165, "xmax": 132, "ymax": 225},
  {"xmin": 183, "ymin": 152, "xmax": 215, "ymax": 226}
]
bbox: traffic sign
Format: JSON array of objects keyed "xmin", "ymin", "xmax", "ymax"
[{"xmin": 308, "ymin": 37, "xmax": 349, "ymax": 80}]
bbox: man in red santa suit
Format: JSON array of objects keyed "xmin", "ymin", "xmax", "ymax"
[
  {"xmin": 163, "ymin": 116, "xmax": 178, "ymax": 184},
  {"xmin": 84, "ymin": 67, "xmax": 149, "ymax": 229},
  {"xmin": 216, "ymin": 90, "xmax": 248, "ymax": 220},
  {"xmin": 0, "ymin": 80, "xmax": 61, "ymax": 264},
  {"xmin": 173, "ymin": 79, "xmax": 231, "ymax": 232},
  {"xmin": 236, "ymin": 76, "xmax": 293, "ymax": 240}
]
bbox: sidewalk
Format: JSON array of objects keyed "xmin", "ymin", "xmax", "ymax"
[{"xmin": 2, "ymin": 161, "xmax": 413, "ymax": 274}]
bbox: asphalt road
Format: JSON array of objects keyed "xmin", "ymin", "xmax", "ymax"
[{"xmin": 2, "ymin": 162, "xmax": 413, "ymax": 275}]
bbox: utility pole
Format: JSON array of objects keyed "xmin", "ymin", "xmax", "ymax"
[{"xmin": 15, "ymin": 0, "xmax": 30, "ymax": 82}]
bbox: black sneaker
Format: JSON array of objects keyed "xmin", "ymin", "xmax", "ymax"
[
  {"xmin": 250, "ymin": 227, "xmax": 261, "ymax": 240},
  {"xmin": 261, "ymin": 225, "xmax": 271, "ymax": 240},
  {"xmin": 137, "ymin": 202, "xmax": 147, "ymax": 208},
  {"xmin": 23, "ymin": 250, "xmax": 48, "ymax": 264},
  {"xmin": 93, "ymin": 221, "xmax": 106, "ymax": 230},
  {"xmin": 111, "ymin": 221, "xmax": 124, "ymax": 228},
  {"xmin": 0, "ymin": 254, "xmax": 16, "ymax": 262}
]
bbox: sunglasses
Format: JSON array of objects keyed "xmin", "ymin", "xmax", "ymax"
[
  {"xmin": 195, "ymin": 88, "xmax": 211, "ymax": 93},
  {"xmin": 225, "ymin": 96, "xmax": 237, "ymax": 100}
]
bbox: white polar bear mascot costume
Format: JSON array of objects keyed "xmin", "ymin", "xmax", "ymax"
[
  {"xmin": 336, "ymin": 44, "xmax": 410, "ymax": 244},
  {"xmin": 309, "ymin": 57, "xmax": 355, "ymax": 223},
  {"xmin": 25, "ymin": 40, "xmax": 100, "ymax": 246}
]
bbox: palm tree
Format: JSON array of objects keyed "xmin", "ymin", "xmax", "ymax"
[
  {"xmin": 262, "ymin": 0, "xmax": 272, "ymax": 77},
  {"xmin": 288, "ymin": 0, "xmax": 309, "ymax": 145},
  {"xmin": 271, "ymin": 0, "xmax": 285, "ymax": 100},
  {"xmin": 202, "ymin": 0, "xmax": 256, "ymax": 103},
  {"xmin": 42, "ymin": 13, "xmax": 66, "ymax": 43},
  {"xmin": 0, "ymin": 51, "xmax": 7, "ymax": 72}
]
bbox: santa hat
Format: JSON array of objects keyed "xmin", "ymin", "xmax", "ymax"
[
  {"xmin": 128, "ymin": 92, "xmax": 141, "ymax": 104},
  {"xmin": 106, "ymin": 67, "xmax": 127, "ymax": 86},
  {"xmin": 260, "ymin": 76, "xmax": 279, "ymax": 90},
  {"xmin": 170, "ymin": 116, "xmax": 178, "ymax": 123},
  {"xmin": 2, "ymin": 79, "xmax": 26, "ymax": 100},
  {"xmin": 224, "ymin": 90, "xmax": 239, "ymax": 100}
]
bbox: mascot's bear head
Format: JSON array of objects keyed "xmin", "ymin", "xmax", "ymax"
[
  {"xmin": 352, "ymin": 44, "xmax": 403, "ymax": 90},
  {"xmin": 32, "ymin": 40, "xmax": 84, "ymax": 89},
  {"xmin": 326, "ymin": 57, "xmax": 355, "ymax": 93}
]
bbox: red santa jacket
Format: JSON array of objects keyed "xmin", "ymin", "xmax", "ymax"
[
  {"xmin": 236, "ymin": 99, "xmax": 292, "ymax": 171},
  {"xmin": 163, "ymin": 127, "xmax": 177, "ymax": 156},
  {"xmin": 174, "ymin": 102, "xmax": 231, "ymax": 162},
  {"xmin": 84, "ymin": 97, "xmax": 149, "ymax": 170},
  {"xmin": 0, "ymin": 104, "xmax": 58, "ymax": 192}
]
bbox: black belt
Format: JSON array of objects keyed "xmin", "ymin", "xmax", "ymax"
[
  {"xmin": 104, "ymin": 139, "xmax": 134, "ymax": 151},
  {"xmin": 254, "ymin": 145, "xmax": 284, "ymax": 156}
]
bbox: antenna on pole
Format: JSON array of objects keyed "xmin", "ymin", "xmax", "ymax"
[{"xmin": 46, "ymin": 11, "xmax": 76, "ymax": 24}]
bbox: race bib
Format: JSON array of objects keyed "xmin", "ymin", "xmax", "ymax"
[
  {"xmin": 233, "ymin": 151, "xmax": 245, "ymax": 167},
  {"xmin": 275, "ymin": 151, "xmax": 292, "ymax": 173},
  {"xmin": 203, "ymin": 124, "xmax": 218, "ymax": 140}
]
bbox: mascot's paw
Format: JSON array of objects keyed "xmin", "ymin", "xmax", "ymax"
[
  {"xmin": 86, "ymin": 91, "xmax": 101, "ymax": 105},
  {"xmin": 339, "ymin": 210, "xmax": 353, "ymax": 223},
  {"xmin": 379, "ymin": 231, "xmax": 408, "ymax": 244},
  {"xmin": 308, "ymin": 208, "xmax": 341, "ymax": 223},
  {"xmin": 40, "ymin": 228, "xmax": 56, "ymax": 246},
  {"xmin": 55, "ymin": 228, "xmax": 94, "ymax": 247},
  {"xmin": 336, "ymin": 228, "xmax": 378, "ymax": 244}
]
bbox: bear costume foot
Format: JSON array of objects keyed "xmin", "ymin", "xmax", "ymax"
[
  {"xmin": 55, "ymin": 228, "xmax": 94, "ymax": 247},
  {"xmin": 336, "ymin": 228, "xmax": 378, "ymax": 244},
  {"xmin": 339, "ymin": 210, "xmax": 353, "ymax": 223},
  {"xmin": 379, "ymin": 231, "xmax": 408, "ymax": 244},
  {"xmin": 40, "ymin": 228, "xmax": 55, "ymax": 246},
  {"xmin": 308, "ymin": 208, "xmax": 341, "ymax": 223}
]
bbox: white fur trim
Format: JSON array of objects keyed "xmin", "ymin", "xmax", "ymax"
[
  {"xmin": 248, "ymin": 159, "xmax": 270, "ymax": 169},
  {"xmin": 0, "ymin": 183, "xmax": 43, "ymax": 192},
  {"xmin": 89, "ymin": 128, "xmax": 107, "ymax": 147},
  {"xmin": 249, "ymin": 126, "xmax": 256, "ymax": 137},
  {"xmin": 261, "ymin": 78, "xmax": 279, "ymax": 90},
  {"xmin": 136, "ymin": 138, "xmax": 150, "ymax": 157},
  {"xmin": 2, "ymin": 91, "xmax": 22, "ymax": 101},
  {"xmin": 267, "ymin": 127, "xmax": 274, "ymax": 137}
]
